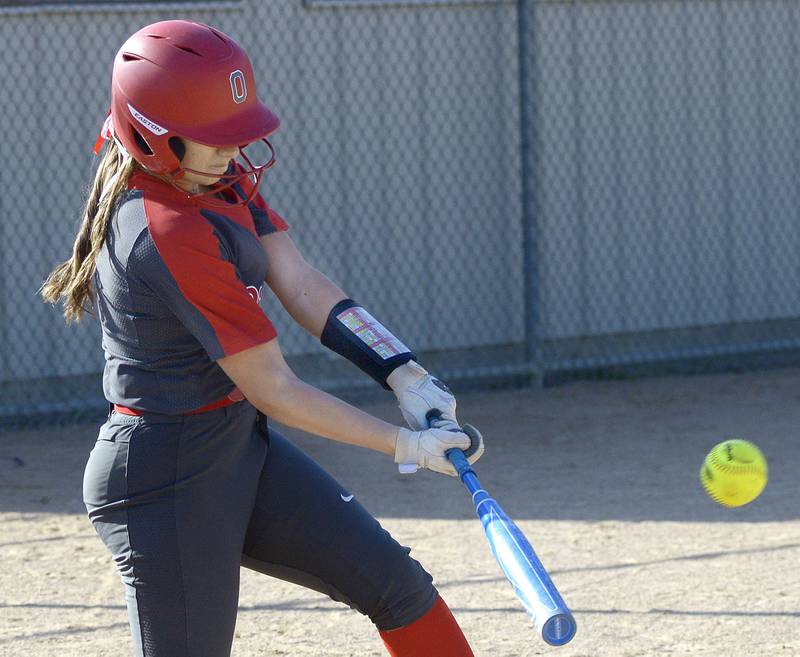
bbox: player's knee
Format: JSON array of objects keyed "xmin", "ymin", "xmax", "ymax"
[{"xmin": 367, "ymin": 551, "xmax": 438, "ymax": 631}]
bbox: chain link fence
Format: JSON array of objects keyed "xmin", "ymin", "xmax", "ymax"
[{"xmin": 2, "ymin": 0, "xmax": 799, "ymax": 428}]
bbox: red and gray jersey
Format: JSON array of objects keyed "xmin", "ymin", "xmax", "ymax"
[{"xmin": 94, "ymin": 170, "xmax": 288, "ymax": 414}]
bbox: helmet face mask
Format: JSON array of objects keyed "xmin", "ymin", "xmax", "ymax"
[
  {"xmin": 108, "ymin": 20, "xmax": 279, "ymax": 203},
  {"xmin": 176, "ymin": 137, "xmax": 277, "ymax": 206}
]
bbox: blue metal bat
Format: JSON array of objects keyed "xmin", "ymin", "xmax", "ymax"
[{"xmin": 430, "ymin": 411, "xmax": 577, "ymax": 646}]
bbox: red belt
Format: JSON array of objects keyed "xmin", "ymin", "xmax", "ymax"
[{"xmin": 113, "ymin": 387, "xmax": 245, "ymax": 417}]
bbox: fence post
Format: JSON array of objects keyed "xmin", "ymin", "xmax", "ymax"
[{"xmin": 518, "ymin": 0, "xmax": 543, "ymax": 386}]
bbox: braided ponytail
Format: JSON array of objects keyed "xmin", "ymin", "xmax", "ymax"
[{"xmin": 41, "ymin": 141, "xmax": 138, "ymax": 323}]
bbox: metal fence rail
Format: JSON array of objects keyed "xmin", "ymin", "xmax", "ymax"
[{"xmin": 2, "ymin": 0, "xmax": 799, "ymax": 428}]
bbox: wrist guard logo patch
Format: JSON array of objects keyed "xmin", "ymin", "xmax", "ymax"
[{"xmin": 337, "ymin": 307, "xmax": 411, "ymax": 360}]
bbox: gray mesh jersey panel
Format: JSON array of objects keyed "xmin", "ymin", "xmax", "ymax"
[{"xmin": 94, "ymin": 176, "xmax": 287, "ymax": 414}]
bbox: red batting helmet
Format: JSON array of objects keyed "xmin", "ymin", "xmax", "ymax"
[{"xmin": 109, "ymin": 20, "xmax": 279, "ymax": 180}]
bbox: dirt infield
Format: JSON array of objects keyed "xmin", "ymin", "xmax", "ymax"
[{"xmin": 1, "ymin": 367, "xmax": 799, "ymax": 656}]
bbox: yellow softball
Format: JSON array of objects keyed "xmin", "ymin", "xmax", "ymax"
[{"xmin": 700, "ymin": 439, "xmax": 768, "ymax": 507}]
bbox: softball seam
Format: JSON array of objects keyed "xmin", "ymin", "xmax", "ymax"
[{"xmin": 705, "ymin": 441, "xmax": 767, "ymax": 477}]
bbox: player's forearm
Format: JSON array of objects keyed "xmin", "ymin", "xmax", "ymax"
[
  {"xmin": 267, "ymin": 255, "xmax": 347, "ymax": 339},
  {"xmin": 278, "ymin": 267, "xmax": 347, "ymax": 339},
  {"xmin": 251, "ymin": 370, "xmax": 398, "ymax": 456}
]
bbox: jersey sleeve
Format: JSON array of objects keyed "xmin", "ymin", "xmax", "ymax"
[
  {"xmin": 231, "ymin": 162, "xmax": 290, "ymax": 236},
  {"xmin": 133, "ymin": 196, "xmax": 278, "ymax": 361},
  {"xmin": 252, "ymin": 200, "xmax": 289, "ymax": 237}
]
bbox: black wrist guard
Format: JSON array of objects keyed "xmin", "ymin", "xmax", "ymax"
[{"xmin": 320, "ymin": 298, "xmax": 415, "ymax": 389}]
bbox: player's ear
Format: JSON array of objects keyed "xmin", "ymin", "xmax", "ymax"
[{"xmin": 168, "ymin": 136, "xmax": 186, "ymax": 161}]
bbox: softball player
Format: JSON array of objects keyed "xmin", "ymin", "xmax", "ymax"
[{"xmin": 41, "ymin": 19, "xmax": 484, "ymax": 657}]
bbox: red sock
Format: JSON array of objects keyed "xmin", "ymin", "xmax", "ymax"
[{"xmin": 379, "ymin": 595, "xmax": 474, "ymax": 657}]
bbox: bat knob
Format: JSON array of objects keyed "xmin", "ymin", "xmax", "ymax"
[
  {"xmin": 425, "ymin": 409, "xmax": 482, "ymax": 458},
  {"xmin": 460, "ymin": 424, "xmax": 482, "ymax": 459}
]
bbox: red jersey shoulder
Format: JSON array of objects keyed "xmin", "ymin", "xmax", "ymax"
[
  {"xmin": 130, "ymin": 172, "xmax": 234, "ymax": 242},
  {"xmin": 133, "ymin": 186, "xmax": 195, "ymax": 239},
  {"xmin": 127, "ymin": 175, "xmax": 220, "ymax": 266},
  {"xmin": 127, "ymin": 169, "xmax": 287, "ymax": 239}
]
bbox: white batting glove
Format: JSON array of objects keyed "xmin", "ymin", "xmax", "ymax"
[
  {"xmin": 387, "ymin": 361, "xmax": 458, "ymax": 431},
  {"xmin": 395, "ymin": 426, "xmax": 474, "ymax": 476}
]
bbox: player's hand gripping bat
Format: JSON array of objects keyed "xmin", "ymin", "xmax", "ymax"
[{"xmin": 428, "ymin": 409, "xmax": 577, "ymax": 646}]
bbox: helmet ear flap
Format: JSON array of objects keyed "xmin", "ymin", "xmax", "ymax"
[{"xmin": 119, "ymin": 120, "xmax": 181, "ymax": 175}]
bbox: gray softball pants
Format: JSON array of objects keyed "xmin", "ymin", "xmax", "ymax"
[{"xmin": 82, "ymin": 402, "xmax": 437, "ymax": 657}]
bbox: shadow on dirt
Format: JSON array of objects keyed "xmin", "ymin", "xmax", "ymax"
[{"xmin": 1, "ymin": 369, "xmax": 797, "ymax": 522}]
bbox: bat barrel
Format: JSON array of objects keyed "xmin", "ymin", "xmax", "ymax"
[
  {"xmin": 480, "ymin": 494, "xmax": 577, "ymax": 645},
  {"xmin": 439, "ymin": 411, "xmax": 576, "ymax": 646},
  {"xmin": 447, "ymin": 449, "xmax": 577, "ymax": 647}
]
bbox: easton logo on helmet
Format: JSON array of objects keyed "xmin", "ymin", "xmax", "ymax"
[
  {"xmin": 127, "ymin": 103, "xmax": 168, "ymax": 135},
  {"xmin": 230, "ymin": 70, "xmax": 247, "ymax": 104}
]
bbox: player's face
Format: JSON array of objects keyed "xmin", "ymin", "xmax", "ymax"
[{"xmin": 176, "ymin": 139, "xmax": 239, "ymax": 191}]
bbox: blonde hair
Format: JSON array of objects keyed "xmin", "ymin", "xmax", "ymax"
[{"xmin": 41, "ymin": 141, "xmax": 139, "ymax": 323}]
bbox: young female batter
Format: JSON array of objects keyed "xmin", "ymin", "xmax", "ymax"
[{"xmin": 41, "ymin": 19, "xmax": 483, "ymax": 657}]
